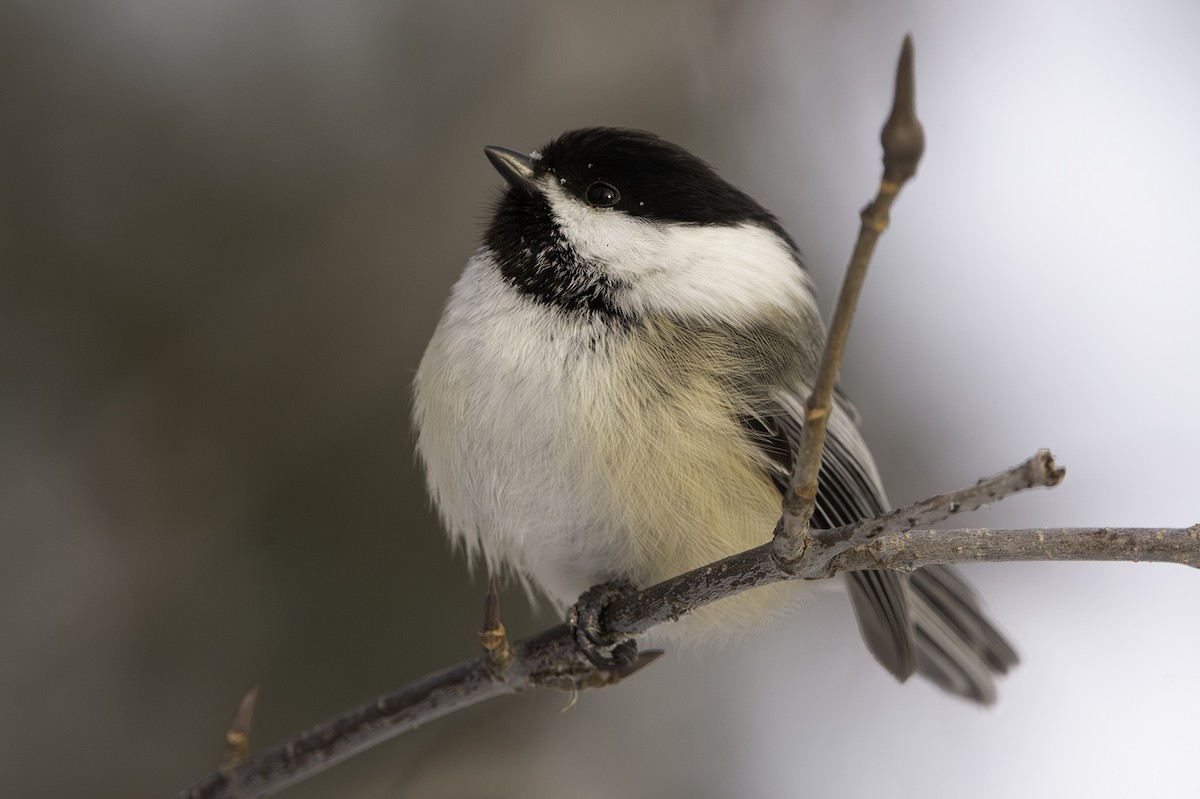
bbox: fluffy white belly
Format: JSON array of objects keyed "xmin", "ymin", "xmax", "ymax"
[
  {"xmin": 414, "ymin": 259, "xmax": 792, "ymax": 629},
  {"xmin": 414, "ymin": 262, "xmax": 621, "ymax": 600}
]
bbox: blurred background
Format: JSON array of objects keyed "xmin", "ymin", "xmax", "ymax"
[{"xmin": 3, "ymin": 1, "xmax": 1198, "ymax": 797}]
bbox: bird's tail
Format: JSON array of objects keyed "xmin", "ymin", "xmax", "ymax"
[{"xmin": 907, "ymin": 564, "xmax": 1020, "ymax": 704}]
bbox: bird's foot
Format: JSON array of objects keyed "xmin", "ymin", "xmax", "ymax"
[{"xmin": 567, "ymin": 580, "xmax": 639, "ymax": 671}]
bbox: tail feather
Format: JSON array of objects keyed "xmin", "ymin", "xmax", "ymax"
[
  {"xmin": 760, "ymin": 391, "xmax": 1017, "ymax": 702},
  {"xmin": 846, "ymin": 570, "xmax": 917, "ymax": 682},
  {"xmin": 909, "ymin": 565, "xmax": 1019, "ymax": 704}
]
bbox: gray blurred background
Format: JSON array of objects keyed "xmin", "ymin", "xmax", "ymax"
[{"xmin": 3, "ymin": 1, "xmax": 1199, "ymax": 797}]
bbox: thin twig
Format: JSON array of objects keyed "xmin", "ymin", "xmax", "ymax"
[
  {"xmin": 834, "ymin": 526, "xmax": 1200, "ymax": 572},
  {"xmin": 183, "ymin": 658, "xmax": 511, "ymax": 799},
  {"xmin": 776, "ymin": 33, "xmax": 926, "ymax": 562},
  {"xmin": 804, "ymin": 449, "xmax": 1065, "ymax": 573}
]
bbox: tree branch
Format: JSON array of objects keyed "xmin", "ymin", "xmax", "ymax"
[
  {"xmin": 776, "ymin": 33, "xmax": 925, "ymax": 560},
  {"xmin": 181, "ymin": 446, "xmax": 1200, "ymax": 799},
  {"xmin": 835, "ymin": 525, "xmax": 1200, "ymax": 573},
  {"xmin": 598, "ymin": 449, "xmax": 1065, "ymax": 634}
]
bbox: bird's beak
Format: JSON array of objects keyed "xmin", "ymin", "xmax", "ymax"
[{"xmin": 484, "ymin": 145, "xmax": 540, "ymax": 195}]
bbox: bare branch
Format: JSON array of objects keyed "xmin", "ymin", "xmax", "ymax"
[
  {"xmin": 603, "ymin": 450, "xmax": 1065, "ymax": 634},
  {"xmin": 183, "ymin": 658, "xmax": 511, "ymax": 799},
  {"xmin": 777, "ymin": 33, "xmax": 926, "ymax": 560},
  {"xmin": 804, "ymin": 449, "xmax": 1065, "ymax": 574},
  {"xmin": 181, "ymin": 624, "xmax": 658, "ymax": 798},
  {"xmin": 835, "ymin": 526, "xmax": 1200, "ymax": 573},
  {"xmin": 180, "ymin": 444, "xmax": 1198, "ymax": 799}
]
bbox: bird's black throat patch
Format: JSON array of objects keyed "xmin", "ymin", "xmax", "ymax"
[{"xmin": 484, "ymin": 190, "xmax": 630, "ymax": 322}]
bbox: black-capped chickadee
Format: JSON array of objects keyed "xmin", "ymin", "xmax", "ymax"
[{"xmin": 414, "ymin": 127, "xmax": 1017, "ymax": 702}]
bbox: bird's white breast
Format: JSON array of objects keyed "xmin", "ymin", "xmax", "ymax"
[{"xmin": 414, "ymin": 253, "xmax": 626, "ymax": 602}]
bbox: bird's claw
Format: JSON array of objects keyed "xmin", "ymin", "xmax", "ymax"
[{"xmin": 567, "ymin": 580, "xmax": 639, "ymax": 671}]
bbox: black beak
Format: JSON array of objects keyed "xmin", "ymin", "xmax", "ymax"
[{"xmin": 484, "ymin": 145, "xmax": 540, "ymax": 195}]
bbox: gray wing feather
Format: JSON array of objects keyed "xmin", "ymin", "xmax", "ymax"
[
  {"xmin": 758, "ymin": 392, "xmax": 916, "ymax": 683},
  {"xmin": 750, "ymin": 390, "xmax": 1017, "ymax": 703}
]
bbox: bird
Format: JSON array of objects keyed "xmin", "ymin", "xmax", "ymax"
[{"xmin": 413, "ymin": 126, "xmax": 1018, "ymax": 702}]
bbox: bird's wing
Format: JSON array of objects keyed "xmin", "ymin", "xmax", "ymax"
[
  {"xmin": 743, "ymin": 389, "xmax": 1018, "ymax": 702},
  {"xmin": 745, "ymin": 389, "xmax": 916, "ymax": 683}
]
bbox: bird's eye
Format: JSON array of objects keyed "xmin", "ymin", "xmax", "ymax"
[{"xmin": 584, "ymin": 181, "xmax": 621, "ymax": 208}]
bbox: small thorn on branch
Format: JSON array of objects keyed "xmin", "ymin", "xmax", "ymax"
[
  {"xmin": 574, "ymin": 649, "xmax": 666, "ymax": 689},
  {"xmin": 480, "ymin": 578, "xmax": 515, "ymax": 674},
  {"xmin": 220, "ymin": 686, "xmax": 259, "ymax": 774},
  {"xmin": 615, "ymin": 648, "xmax": 665, "ymax": 681}
]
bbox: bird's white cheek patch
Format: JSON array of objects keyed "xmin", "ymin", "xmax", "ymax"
[
  {"xmin": 544, "ymin": 183, "xmax": 668, "ymax": 275},
  {"xmin": 546, "ymin": 181, "xmax": 814, "ymax": 322},
  {"xmin": 640, "ymin": 223, "xmax": 814, "ymax": 321}
]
